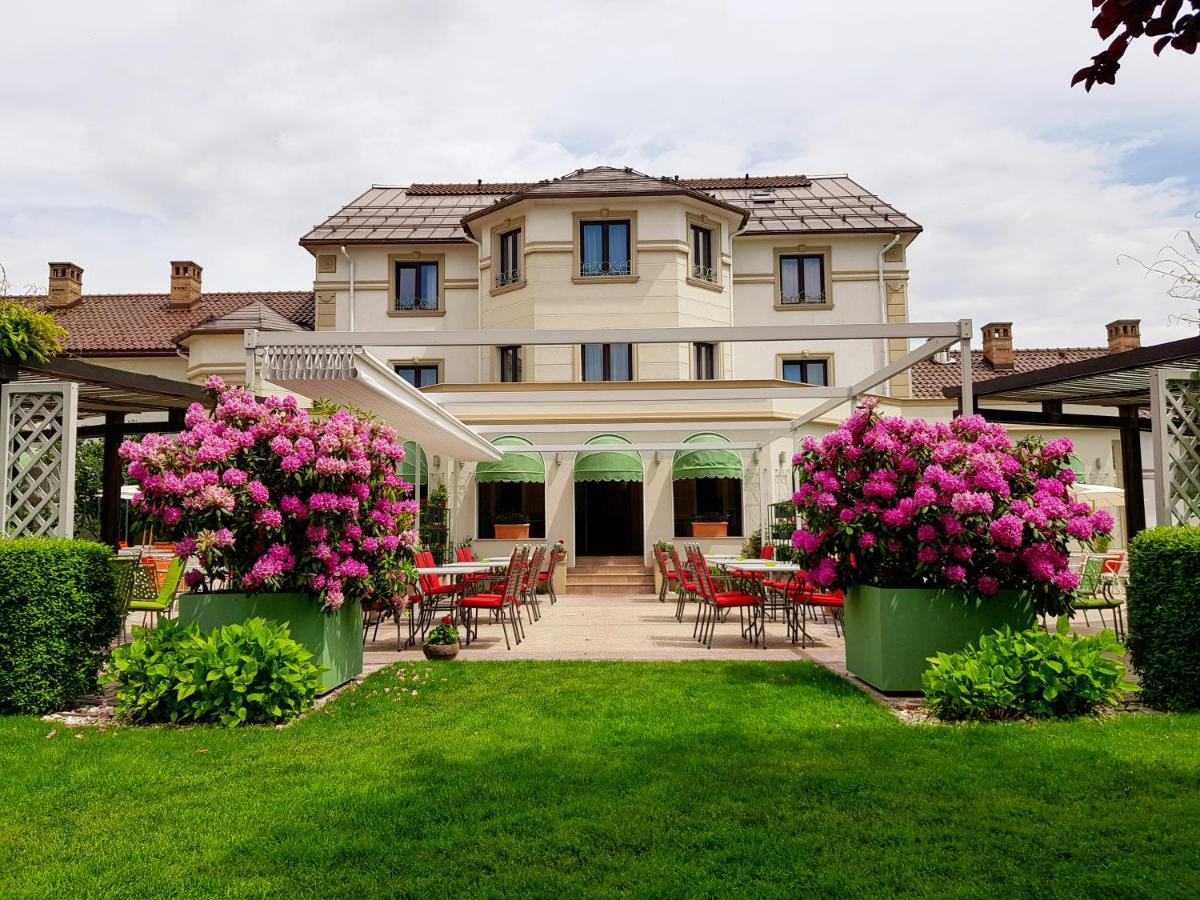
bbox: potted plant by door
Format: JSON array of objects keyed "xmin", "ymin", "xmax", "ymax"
[
  {"xmin": 120, "ymin": 377, "xmax": 420, "ymax": 693},
  {"xmin": 691, "ymin": 512, "xmax": 729, "ymax": 538},
  {"xmin": 423, "ymin": 615, "xmax": 461, "ymax": 660},
  {"xmin": 493, "ymin": 511, "xmax": 531, "ymax": 540},
  {"xmin": 789, "ymin": 398, "xmax": 1114, "ymax": 693}
]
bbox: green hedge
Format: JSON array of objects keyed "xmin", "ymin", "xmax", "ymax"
[
  {"xmin": 0, "ymin": 537, "xmax": 122, "ymax": 714},
  {"xmin": 1127, "ymin": 527, "xmax": 1200, "ymax": 711}
]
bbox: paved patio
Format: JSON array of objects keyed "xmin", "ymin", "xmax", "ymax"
[{"xmin": 363, "ymin": 593, "xmax": 849, "ymax": 675}]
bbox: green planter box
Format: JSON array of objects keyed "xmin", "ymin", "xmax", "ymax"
[
  {"xmin": 177, "ymin": 592, "xmax": 362, "ymax": 694},
  {"xmin": 843, "ymin": 584, "xmax": 1035, "ymax": 694}
]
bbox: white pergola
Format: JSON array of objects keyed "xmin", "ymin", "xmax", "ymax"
[
  {"xmin": 245, "ymin": 321, "xmax": 974, "ymax": 540},
  {"xmin": 245, "ymin": 319, "xmax": 976, "ymax": 456}
]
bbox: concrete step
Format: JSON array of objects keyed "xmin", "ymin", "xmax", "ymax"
[
  {"xmin": 567, "ymin": 573, "xmax": 656, "ymax": 587},
  {"xmin": 573, "ymin": 555, "xmax": 646, "ymax": 566},
  {"xmin": 568, "ymin": 564, "xmax": 651, "ymax": 576},
  {"xmin": 566, "ymin": 583, "xmax": 658, "ymax": 596}
]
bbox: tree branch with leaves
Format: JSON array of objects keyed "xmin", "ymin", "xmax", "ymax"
[{"xmin": 1074, "ymin": 0, "xmax": 1199, "ymax": 90}]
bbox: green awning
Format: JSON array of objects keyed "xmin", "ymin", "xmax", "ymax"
[
  {"xmin": 475, "ymin": 436, "xmax": 545, "ymax": 484},
  {"xmin": 1067, "ymin": 453, "xmax": 1087, "ymax": 480},
  {"xmin": 575, "ymin": 434, "xmax": 643, "ymax": 483},
  {"xmin": 399, "ymin": 442, "xmax": 428, "ymax": 485},
  {"xmin": 673, "ymin": 432, "xmax": 743, "ymax": 481}
]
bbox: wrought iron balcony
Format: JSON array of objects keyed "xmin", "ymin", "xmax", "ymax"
[
  {"xmin": 691, "ymin": 264, "xmax": 717, "ymax": 283},
  {"xmin": 779, "ymin": 290, "xmax": 827, "ymax": 306},
  {"xmin": 395, "ymin": 295, "xmax": 439, "ymax": 312},
  {"xmin": 495, "ymin": 269, "xmax": 522, "ymax": 288},
  {"xmin": 579, "ymin": 260, "xmax": 632, "ymax": 278}
]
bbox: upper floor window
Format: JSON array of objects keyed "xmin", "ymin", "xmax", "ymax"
[
  {"xmin": 780, "ymin": 358, "xmax": 829, "ymax": 386},
  {"xmin": 694, "ymin": 342, "xmax": 716, "ymax": 380},
  {"xmin": 579, "ymin": 220, "xmax": 631, "ymax": 277},
  {"xmin": 499, "ymin": 345, "xmax": 522, "ymax": 383},
  {"xmin": 394, "ymin": 260, "xmax": 439, "ymax": 312},
  {"xmin": 582, "ymin": 343, "xmax": 632, "ymax": 382},
  {"xmin": 690, "ymin": 224, "xmax": 716, "ymax": 283},
  {"xmin": 778, "ymin": 253, "xmax": 827, "ymax": 307},
  {"xmin": 395, "ymin": 363, "xmax": 440, "ymax": 388},
  {"xmin": 496, "ymin": 228, "xmax": 522, "ymax": 288}
]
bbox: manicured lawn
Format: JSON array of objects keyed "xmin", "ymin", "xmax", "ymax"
[{"xmin": 2, "ymin": 661, "xmax": 1198, "ymax": 898}]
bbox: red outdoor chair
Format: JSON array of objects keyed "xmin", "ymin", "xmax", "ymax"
[
  {"xmin": 538, "ymin": 545, "xmax": 564, "ymax": 605},
  {"xmin": 459, "ymin": 547, "xmax": 527, "ymax": 649},
  {"xmin": 669, "ymin": 544, "xmax": 697, "ymax": 623},
  {"xmin": 653, "ymin": 544, "xmax": 677, "ymax": 602},
  {"xmin": 686, "ymin": 543, "xmax": 765, "ymax": 649}
]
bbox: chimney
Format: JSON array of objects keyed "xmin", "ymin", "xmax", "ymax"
[
  {"xmin": 981, "ymin": 321, "xmax": 1014, "ymax": 370},
  {"xmin": 169, "ymin": 260, "xmax": 203, "ymax": 309},
  {"xmin": 47, "ymin": 262, "xmax": 83, "ymax": 308},
  {"xmin": 1106, "ymin": 319, "xmax": 1140, "ymax": 353}
]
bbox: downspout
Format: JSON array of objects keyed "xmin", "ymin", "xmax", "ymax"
[
  {"xmin": 339, "ymin": 244, "xmax": 355, "ymax": 332},
  {"xmin": 462, "ymin": 230, "xmax": 484, "ymax": 381},
  {"xmin": 877, "ymin": 234, "xmax": 901, "ymax": 396}
]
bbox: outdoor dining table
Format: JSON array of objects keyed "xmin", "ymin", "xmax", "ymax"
[
  {"xmin": 408, "ymin": 564, "xmax": 500, "ymax": 648},
  {"xmin": 716, "ymin": 560, "xmax": 811, "ymax": 644}
]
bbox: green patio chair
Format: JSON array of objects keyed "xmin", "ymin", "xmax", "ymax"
[
  {"xmin": 129, "ymin": 557, "xmax": 186, "ymax": 628},
  {"xmin": 109, "ymin": 556, "xmax": 139, "ymax": 644},
  {"xmin": 1070, "ymin": 555, "xmax": 1125, "ymax": 639}
]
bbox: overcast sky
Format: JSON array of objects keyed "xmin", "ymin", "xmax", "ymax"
[{"xmin": 2, "ymin": 1, "xmax": 1198, "ymax": 347}]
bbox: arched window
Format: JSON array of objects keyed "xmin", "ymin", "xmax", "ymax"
[
  {"xmin": 671, "ymin": 433, "xmax": 743, "ymax": 537},
  {"xmin": 475, "ymin": 436, "xmax": 546, "ymax": 538}
]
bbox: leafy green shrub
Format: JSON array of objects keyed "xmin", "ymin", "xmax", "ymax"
[
  {"xmin": 0, "ymin": 537, "xmax": 121, "ymax": 714},
  {"xmin": 923, "ymin": 626, "xmax": 1134, "ymax": 721},
  {"xmin": 1127, "ymin": 527, "xmax": 1200, "ymax": 711},
  {"xmin": 105, "ymin": 618, "xmax": 325, "ymax": 726},
  {"xmin": 0, "ymin": 299, "xmax": 66, "ymax": 363}
]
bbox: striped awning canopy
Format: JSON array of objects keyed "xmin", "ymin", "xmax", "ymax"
[
  {"xmin": 672, "ymin": 432, "xmax": 743, "ymax": 481},
  {"xmin": 475, "ymin": 436, "xmax": 545, "ymax": 484},
  {"xmin": 574, "ymin": 434, "xmax": 643, "ymax": 483}
]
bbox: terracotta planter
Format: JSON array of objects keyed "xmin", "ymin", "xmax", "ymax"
[
  {"xmin": 494, "ymin": 523, "xmax": 530, "ymax": 539},
  {"xmin": 691, "ymin": 521, "xmax": 728, "ymax": 538},
  {"xmin": 423, "ymin": 641, "xmax": 460, "ymax": 660}
]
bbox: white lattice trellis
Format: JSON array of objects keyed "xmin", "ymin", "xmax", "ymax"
[
  {"xmin": 0, "ymin": 383, "xmax": 78, "ymax": 537},
  {"xmin": 1151, "ymin": 367, "xmax": 1200, "ymax": 527}
]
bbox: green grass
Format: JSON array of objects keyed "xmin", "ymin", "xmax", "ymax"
[{"xmin": 2, "ymin": 661, "xmax": 1198, "ymax": 898}]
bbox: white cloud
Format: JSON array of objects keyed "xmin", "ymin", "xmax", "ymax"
[{"xmin": 1, "ymin": 0, "xmax": 1197, "ymax": 344}]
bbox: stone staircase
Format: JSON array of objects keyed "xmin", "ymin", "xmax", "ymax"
[{"xmin": 567, "ymin": 555, "xmax": 656, "ymax": 595}]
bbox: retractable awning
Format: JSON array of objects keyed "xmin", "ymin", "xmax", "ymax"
[
  {"xmin": 574, "ymin": 434, "xmax": 643, "ymax": 483},
  {"xmin": 258, "ymin": 345, "xmax": 499, "ymax": 462},
  {"xmin": 673, "ymin": 432, "xmax": 743, "ymax": 481},
  {"xmin": 475, "ymin": 436, "xmax": 545, "ymax": 484}
]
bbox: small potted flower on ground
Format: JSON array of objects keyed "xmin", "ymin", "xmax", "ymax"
[
  {"xmin": 691, "ymin": 511, "xmax": 729, "ymax": 538},
  {"xmin": 493, "ymin": 511, "xmax": 531, "ymax": 539},
  {"xmin": 423, "ymin": 615, "xmax": 461, "ymax": 660}
]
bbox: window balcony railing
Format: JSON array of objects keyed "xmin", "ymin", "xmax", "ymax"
[
  {"xmin": 779, "ymin": 290, "xmax": 827, "ymax": 306},
  {"xmin": 395, "ymin": 296, "xmax": 439, "ymax": 312},
  {"xmin": 495, "ymin": 269, "xmax": 522, "ymax": 288},
  {"xmin": 691, "ymin": 264, "xmax": 717, "ymax": 283},
  {"xmin": 579, "ymin": 260, "xmax": 632, "ymax": 278}
]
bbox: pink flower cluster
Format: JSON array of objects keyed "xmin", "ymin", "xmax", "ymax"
[
  {"xmin": 121, "ymin": 378, "xmax": 418, "ymax": 610},
  {"xmin": 790, "ymin": 399, "xmax": 1113, "ymax": 615}
]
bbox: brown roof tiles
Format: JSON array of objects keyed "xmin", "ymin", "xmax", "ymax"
[
  {"xmin": 28, "ymin": 291, "xmax": 313, "ymax": 355},
  {"xmin": 909, "ymin": 348, "xmax": 1112, "ymax": 400},
  {"xmin": 300, "ymin": 167, "xmax": 920, "ymax": 246}
]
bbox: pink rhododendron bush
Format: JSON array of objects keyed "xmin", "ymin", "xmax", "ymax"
[
  {"xmin": 121, "ymin": 378, "xmax": 418, "ymax": 611},
  {"xmin": 790, "ymin": 399, "xmax": 1113, "ymax": 615}
]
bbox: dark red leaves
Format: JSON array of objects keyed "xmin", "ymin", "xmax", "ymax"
[{"xmin": 1075, "ymin": 0, "xmax": 1200, "ymax": 88}]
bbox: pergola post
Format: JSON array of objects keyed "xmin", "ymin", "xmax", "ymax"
[
  {"xmin": 1119, "ymin": 406, "xmax": 1147, "ymax": 540},
  {"xmin": 99, "ymin": 412, "xmax": 126, "ymax": 547}
]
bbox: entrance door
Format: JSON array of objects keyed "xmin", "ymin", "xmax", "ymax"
[{"xmin": 575, "ymin": 480, "xmax": 643, "ymax": 556}]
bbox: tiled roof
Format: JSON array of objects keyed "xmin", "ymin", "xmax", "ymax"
[
  {"xmin": 301, "ymin": 167, "xmax": 920, "ymax": 245},
  {"xmin": 460, "ymin": 166, "xmax": 749, "ymax": 232},
  {"xmin": 909, "ymin": 348, "xmax": 1112, "ymax": 400},
  {"xmin": 29, "ymin": 291, "xmax": 314, "ymax": 355},
  {"xmin": 180, "ymin": 299, "xmax": 307, "ymax": 339}
]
